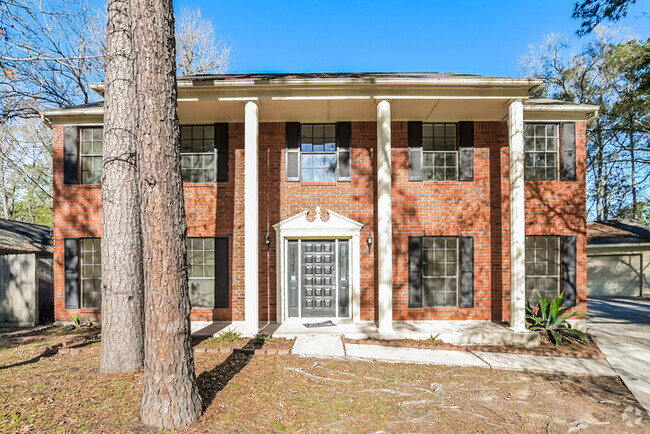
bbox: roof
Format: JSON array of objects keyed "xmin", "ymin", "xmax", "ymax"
[
  {"xmin": 587, "ymin": 219, "xmax": 650, "ymax": 246},
  {"xmin": 176, "ymin": 71, "xmax": 534, "ymax": 82},
  {"xmin": 40, "ymin": 72, "xmax": 597, "ymax": 121},
  {"xmin": 0, "ymin": 219, "xmax": 53, "ymax": 254}
]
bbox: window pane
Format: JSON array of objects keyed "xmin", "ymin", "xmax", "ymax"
[
  {"xmin": 301, "ymin": 124, "xmax": 312, "ymax": 139},
  {"xmin": 525, "ymin": 236, "xmax": 560, "ymax": 304}
]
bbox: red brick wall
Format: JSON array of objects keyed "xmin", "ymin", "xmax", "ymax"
[{"xmin": 52, "ymin": 120, "xmax": 588, "ymax": 323}]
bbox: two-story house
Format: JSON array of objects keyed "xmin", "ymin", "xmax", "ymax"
[{"xmin": 42, "ymin": 72, "xmax": 597, "ymax": 336}]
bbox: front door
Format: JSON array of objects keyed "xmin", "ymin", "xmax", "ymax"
[{"xmin": 301, "ymin": 240, "xmax": 336, "ymax": 317}]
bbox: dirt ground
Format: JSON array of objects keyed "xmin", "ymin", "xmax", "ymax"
[
  {"xmin": 0, "ymin": 327, "xmax": 648, "ymax": 433},
  {"xmin": 345, "ymin": 332, "xmax": 606, "ymax": 359}
]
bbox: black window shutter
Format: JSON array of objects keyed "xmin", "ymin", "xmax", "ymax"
[
  {"xmin": 561, "ymin": 235, "xmax": 577, "ymax": 307},
  {"xmin": 408, "ymin": 236, "xmax": 423, "ymax": 308},
  {"xmin": 215, "ymin": 123, "xmax": 229, "ymax": 182},
  {"xmin": 286, "ymin": 122, "xmax": 300, "ymax": 181},
  {"xmin": 561, "ymin": 122, "xmax": 576, "ymax": 181},
  {"xmin": 459, "ymin": 236, "xmax": 474, "ymax": 308},
  {"xmin": 337, "ymin": 121, "xmax": 351, "ymax": 181},
  {"xmin": 458, "ymin": 121, "xmax": 474, "ymax": 181},
  {"xmin": 64, "ymin": 238, "xmax": 79, "ymax": 309},
  {"xmin": 408, "ymin": 121, "xmax": 422, "ymax": 181},
  {"xmin": 63, "ymin": 126, "xmax": 79, "ymax": 184},
  {"xmin": 214, "ymin": 237, "xmax": 229, "ymax": 308}
]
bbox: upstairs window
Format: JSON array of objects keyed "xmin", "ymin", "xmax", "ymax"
[
  {"xmin": 80, "ymin": 127, "xmax": 103, "ymax": 184},
  {"xmin": 285, "ymin": 122, "xmax": 351, "ymax": 182},
  {"xmin": 524, "ymin": 124, "xmax": 558, "ymax": 181},
  {"xmin": 181, "ymin": 125, "xmax": 216, "ymax": 183},
  {"xmin": 180, "ymin": 124, "xmax": 229, "ymax": 183},
  {"xmin": 422, "ymin": 123, "xmax": 458, "ymax": 181},
  {"xmin": 301, "ymin": 124, "xmax": 337, "ymax": 182}
]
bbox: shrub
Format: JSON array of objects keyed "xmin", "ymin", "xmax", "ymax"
[
  {"xmin": 208, "ymin": 328, "xmax": 242, "ymax": 344},
  {"xmin": 525, "ymin": 291, "xmax": 589, "ymax": 346},
  {"xmin": 254, "ymin": 333, "xmax": 272, "ymax": 345}
]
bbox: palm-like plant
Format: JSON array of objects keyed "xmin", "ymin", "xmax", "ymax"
[{"xmin": 525, "ymin": 291, "xmax": 589, "ymax": 346}]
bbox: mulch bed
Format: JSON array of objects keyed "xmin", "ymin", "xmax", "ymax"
[{"xmin": 344, "ymin": 332, "xmax": 605, "ymax": 359}]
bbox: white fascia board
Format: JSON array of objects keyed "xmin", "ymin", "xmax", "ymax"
[
  {"xmin": 588, "ymin": 242, "xmax": 650, "ymax": 250},
  {"xmin": 41, "ymin": 107, "xmax": 103, "ymax": 117},
  {"xmin": 524, "ymin": 104, "xmax": 600, "ymax": 113}
]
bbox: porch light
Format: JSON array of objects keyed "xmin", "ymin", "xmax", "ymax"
[
  {"xmin": 265, "ymin": 233, "xmax": 271, "ymax": 248},
  {"xmin": 367, "ymin": 233, "xmax": 373, "ymax": 250}
]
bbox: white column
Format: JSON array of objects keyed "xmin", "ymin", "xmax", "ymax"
[
  {"xmin": 244, "ymin": 101, "xmax": 259, "ymax": 335},
  {"xmin": 377, "ymin": 100, "xmax": 393, "ymax": 333},
  {"xmin": 509, "ymin": 99, "xmax": 526, "ymax": 332}
]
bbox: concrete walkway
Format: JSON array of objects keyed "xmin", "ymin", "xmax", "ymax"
[
  {"xmin": 588, "ymin": 297, "xmax": 650, "ymax": 416},
  {"xmin": 292, "ymin": 335, "xmax": 616, "ymax": 377}
]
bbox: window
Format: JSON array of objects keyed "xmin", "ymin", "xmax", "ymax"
[
  {"xmin": 422, "ymin": 123, "xmax": 457, "ymax": 181},
  {"xmin": 181, "ymin": 125, "xmax": 216, "ymax": 183},
  {"xmin": 80, "ymin": 238, "xmax": 101, "ymax": 308},
  {"xmin": 524, "ymin": 124, "xmax": 558, "ymax": 181},
  {"xmin": 422, "ymin": 236, "xmax": 458, "ymax": 307},
  {"xmin": 80, "ymin": 127, "xmax": 103, "ymax": 184},
  {"xmin": 300, "ymin": 124, "xmax": 337, "ymax": 182},
  {"xmin": 525, "ymin": 235, "xmax": 559, "ymax": 303},
  {"xmin": 187, "ymin": 238, "xmax": 215, "ymax": 307}
]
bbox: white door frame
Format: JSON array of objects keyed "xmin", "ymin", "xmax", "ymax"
[{"xmin": 273, "ymin": 207, "xmax": 363, "ymax": 324}]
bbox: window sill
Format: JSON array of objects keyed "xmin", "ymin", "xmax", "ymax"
[
  {"xmin": 289, "ymin": 182, "xmax": 340, "ymax": 186},
  {"xmin": 183, "ymin": 182, "xmax": 227, "ymax": 187},
  {"xmin": 69, "ymin": 184, "xmax": 101, "ymax": 188}
]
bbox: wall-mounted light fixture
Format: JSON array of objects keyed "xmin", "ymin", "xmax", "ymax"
[
  {"xmin": 366, "ymin": 233, "xmax": 373, "ymax": 250},
  {"xmin": 265, "ymin": 233, "xmax": 271, "ymax": 248}
]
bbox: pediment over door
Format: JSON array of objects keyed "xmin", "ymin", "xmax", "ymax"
[{"xmin": 273, "ymin": 206, "xmax": 363, "ymax": 237}]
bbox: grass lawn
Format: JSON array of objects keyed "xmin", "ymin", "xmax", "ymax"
[{"xmin": 0, "ymin": 327, "xmax": 648, "ymax": 432}]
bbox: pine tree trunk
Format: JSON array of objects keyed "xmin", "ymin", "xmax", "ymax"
[
  {"xmin": 100, "ymin": 0, "xmax": 144, "ymax": 374},
  {"xmin": 629, "ymin": 118, "xmax": 637, "ymax": 219},
  {"xmin": 131, "ymin": 0, "xmax": 203, "ymax": 428}
]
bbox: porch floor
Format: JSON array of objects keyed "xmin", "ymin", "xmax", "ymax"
[{"xmin": 191, "ymin": 319, "xmax": 540, "ymax": 347}]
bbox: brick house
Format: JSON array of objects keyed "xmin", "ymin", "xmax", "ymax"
[{"xmin": 41, "ymin": 73, "xmax": 597, "ymax": 335}]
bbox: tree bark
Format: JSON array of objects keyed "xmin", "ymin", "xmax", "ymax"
[
  {"xmin": 629, "ymin": 116, "xmax": 637, "ymax": 219},
  {"xmin": 131, "ymin": 0, "xmax": 203, "ymax": 428},
  {"xmin": 100, "ymin": 0, "xmax": 144, "ymax": 373}
]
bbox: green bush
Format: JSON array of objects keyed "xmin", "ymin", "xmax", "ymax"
[
  {"xmin": 525, "ymin": 291, "xmax": 589, "ymax": 346},
  {"xmin": 254, "ymin": 333, "xmax": 272, "ymax": 345},
  {"xmin": 208, "ymin": 328, "xmax": 242, "ymax": 344}
]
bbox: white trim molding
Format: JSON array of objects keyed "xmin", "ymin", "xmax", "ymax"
[{"xmin": 272, "ymin": 207, "xmax": 364, "ymax": 324}]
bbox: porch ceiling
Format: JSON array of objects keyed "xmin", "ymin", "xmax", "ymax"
[{"xmin": 178, "ymin": 98, "xmax": 515, "ymax": 123}]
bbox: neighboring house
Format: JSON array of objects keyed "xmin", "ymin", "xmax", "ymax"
[
  {"xmin": 587, "ymin": 219, "xmax": 650, "ymax": 297},
  {"xmin": 0, "ymin": 219, "xmax": 54, "ymax": 326},
  {"xmin": 41, "ymin": 72, "xmax": 597, "ymax": 333}
]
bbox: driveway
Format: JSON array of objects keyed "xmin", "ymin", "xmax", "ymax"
[{"xmin": 588, "ymin": 297, "xmax": 650, "ymax": 415}]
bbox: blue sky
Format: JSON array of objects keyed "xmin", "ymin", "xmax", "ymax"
[{"xmin": 171, "ymin": 0, "xmax": 649, "ymax": 77}]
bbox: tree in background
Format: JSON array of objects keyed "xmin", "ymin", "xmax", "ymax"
[
  {"xmin": 573, "ymin": 0, "xmax": 638, "ymax": 36},
  {"xmin": 176, "ymin": 6, "xmax": 230, "ymax": 76},
  {"xmin": 520, "ymin": 30, "xmax": 649, "ymax": 221},
  {"xmin": 0, "ymin": 117, "xmax": 52, "ymax": 224},
  {"xmin": 0, "ymin": 0, "xmax": 230, "ymax": 225},
  {"xmin": 99, "ymin": 0, "xmax": 144, "ymax": 374},
  {"xmin": 130, "ymin": 0, "xmax": 203, "ymax": 427}
]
